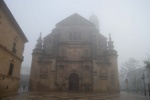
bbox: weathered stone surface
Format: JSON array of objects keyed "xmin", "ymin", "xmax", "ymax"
[
  {"xmin": 2, "ymin": 91, "xmax": 150, "ymax": 100},
  {"xmin": 0, "ymin": 0, "xmax": 28, "ymax": 97},
  {"xmin": 30, "ymin": 13, "xmax": 119, "ymax": 92}
]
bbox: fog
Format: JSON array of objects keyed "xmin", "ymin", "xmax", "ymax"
[{"xmin": 4, "ymin": 0, "xmax": 150, "ymax": 75}]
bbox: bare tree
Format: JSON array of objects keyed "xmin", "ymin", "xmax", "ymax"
[
  {"xmin": 144, "ymin": 54, "xmax": 150, "ymax": 70},
  {"xmin": 120, "ymin": 58, "xmax": 143, "ymax": 92},
  {"xmin": 120, "ymin": 58, "xmax": 141, "ymax": 78}
]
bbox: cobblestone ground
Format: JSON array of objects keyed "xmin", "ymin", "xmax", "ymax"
[{"xmin": 1, "ymin": 91, "xmax": 150, "ymax": 100}]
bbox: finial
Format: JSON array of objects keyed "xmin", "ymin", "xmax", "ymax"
[
  {"xmin": 109, "ymin": 33, "xmax": 111, "ymax": 41},
  {"xmin": 37, "ymin": 32, "xmax": 42, "ymax": 41}
]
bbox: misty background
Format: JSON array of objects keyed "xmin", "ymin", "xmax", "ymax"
[{"xmin": 4, "ymin": 0, "xmax": 150, "ymax": 75}]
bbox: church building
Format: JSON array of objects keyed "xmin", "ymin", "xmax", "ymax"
[{"xmin": 29, "ymin": 13, "xmax": 119, "ymax": 92}]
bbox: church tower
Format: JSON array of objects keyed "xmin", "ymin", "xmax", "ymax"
[
  {"xmin": 89, "ymin": 14, "xmax": 100, "ymax": 30},
  {"xmin": 29, "ymin": 33, "xmax": 44, "ymax": 90}
]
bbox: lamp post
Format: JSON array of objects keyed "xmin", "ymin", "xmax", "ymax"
[
  {"xmin": 148, "ymin": 83, "xmax": 150, "ymax": 96},
  {"xmin": 142, "ymin": 73, "xmax": 147, "ymax": 96}
]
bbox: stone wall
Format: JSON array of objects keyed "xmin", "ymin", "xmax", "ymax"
[{"xmin": 0, "ymin": 1, "xmax": 27, "ymax": 97}]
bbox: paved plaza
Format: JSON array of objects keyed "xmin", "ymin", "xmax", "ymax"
[{"xmin": 1, "ymin": 91, "xmax": 150, "ymax": 100}]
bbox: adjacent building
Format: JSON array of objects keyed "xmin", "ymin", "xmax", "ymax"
[
  {"xmin": 0, "ymin": 0, "xmax": 28, "ymax": 97},
  {"xmin": 30, "ymin": 13, "xmax": 119, "ymax": 92}
]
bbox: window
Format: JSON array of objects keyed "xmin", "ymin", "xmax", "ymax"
[
  {"xmin": 8, "ymin": 63, "xmax": 14, "ymax": 76},
  {"xmin": 69, "ymin": 31, "xmax": 81, "ymax": 41},
  {"xmin": 6, "ymin": 86, "xmax": 8, "ymax": 89},
  {"xmin": 13, "ymin": 43, "xmax": 16, "ymax": 49},
  {"xmin": 12, "ymin": 42, "xmax": 17, "ymax": 54},
  {"xmin": 73, "ymin": 32, "xmax": 77, "ymax": 40}
]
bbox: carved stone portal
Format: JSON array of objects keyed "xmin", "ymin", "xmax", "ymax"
[{"xmin": 69, "ymin": 73, "xmax": 79, "ymax": 91}]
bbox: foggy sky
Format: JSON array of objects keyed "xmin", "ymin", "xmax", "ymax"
[{"xmin": 4, "ymin": 0, "xmax": 150, "ymax": 74}]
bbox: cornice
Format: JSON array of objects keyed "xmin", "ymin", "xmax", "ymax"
[
  {"xmin": 0, "ymin": 0, "xmax": 28, "ymax": 42},
  {"xmin": 0, "ymin": 43, "xmax": 23, "ymax": 62},
  {"xmin": 0, "ymin": 73, "xmax": 20, "ymax": 80}
]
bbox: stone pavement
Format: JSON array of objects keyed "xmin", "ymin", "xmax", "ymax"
[
  {"xmin": 119, "ymin": 91, "xmax": 150, "ymax": 100},
  {"xmin": 1, "ymin": 91, "xmax": 150, "ymax": 100}
]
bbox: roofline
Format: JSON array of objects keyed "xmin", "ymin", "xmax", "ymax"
[
  {"xmin": 0, "ymin": 0, "xmax": 28, "ymax": 42},
  {"xmin": 56, "ymin": 13, "xmax": 95, "ymax": 26}
]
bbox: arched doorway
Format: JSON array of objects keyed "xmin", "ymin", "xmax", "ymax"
[{"xmin": 69, "ymin": 73, "xmax": 79, "ymax": 91}]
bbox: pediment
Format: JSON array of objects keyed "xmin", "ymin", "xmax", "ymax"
[{"xmin": 56, "ymin": 13, "xmax": 95, "ymax": 26}]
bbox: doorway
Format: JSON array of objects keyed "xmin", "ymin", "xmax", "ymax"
[{"xmin": 69, "ymin": 73, "xmax": 79, "ymax": 91}]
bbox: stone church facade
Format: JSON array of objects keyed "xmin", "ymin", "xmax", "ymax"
[{"xmin": 30, "ymin": 13, "xmax": 119, "ymax": 92}]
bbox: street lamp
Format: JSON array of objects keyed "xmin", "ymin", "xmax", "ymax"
[
  {"xmin": 141, "ymin": 73, "xmax": 147, "ymax": 96},
  {"xmin": 148, "ymin": 83, "xmax": 150, "ymax": 96}
]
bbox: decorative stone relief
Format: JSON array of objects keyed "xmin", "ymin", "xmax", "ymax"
[
  {"xmin": 66, "ymin": 45, "xmax": 83, "ymax": 60},
  {"xmin": 68, "ymin": 48, "xmax": 82, "ymax": 58},
  {"xmin": 40, "ymin": 67, "xmax": 48, "ymax": 79}
]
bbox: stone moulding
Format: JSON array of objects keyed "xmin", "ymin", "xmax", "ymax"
[
  {"xmin": 0, "ymin": 43, "xmax": 23, "ymax": 62},
  {"xmin": 0, "ymin": 73, "xmax": 20, "ymax": 80}
]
